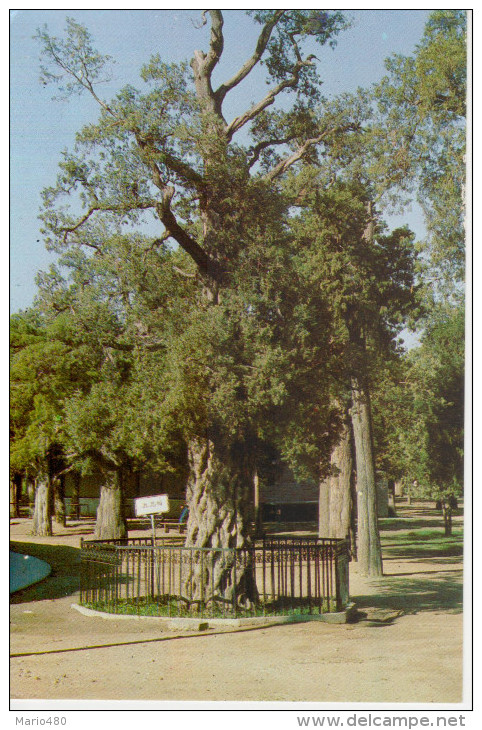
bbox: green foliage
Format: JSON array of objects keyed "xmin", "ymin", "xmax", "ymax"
[
  {"xmin": 248, "ymin": 10, "xmax": 349, "ymax": 100},
  {"xmin": 363, "ymin": 11, "xmax": 466, "ymax": 494},
  {"xmin": 413, "ymin": 10, "xmax": 466, "ymax": 122},
  {"xmin": 26, "ymin": 10, "xmax": 463, "ymax": 515},
  {"xmin": 290, "ymin": 180, "xmax": 418, "ymax": 374},
  {"xmin": 36, "ymin": 18, "xmax": 114, "ymax": 100},
  {"xmin": 83, "ymin": 595, "xmax": 336, "ymax": 617},
  {"xmin": 373, "ymin": 10, "xmax": 466, "ymax": 286},
  {"xmin": 32, "ymin": 11, "xmax": 365, "ymax": 489},
  {"xmin": 12, "ymin": 232, "xmax": 187, "ymax": 481},
  {"xmin": 372, "ymin": 301, "xmax": 464, "ymax": 495},
  {"xmin": 35, "ymin": 10, "xmax": 357, "ymax": 265},
  {"xmin": 10, "ymin": 307, "xmax": 103, "ymax": 474}
]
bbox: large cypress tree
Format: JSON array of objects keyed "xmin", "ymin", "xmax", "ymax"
[{"xmin": 35, "ymin": 11, "xmax": 358, "ymax": 602}]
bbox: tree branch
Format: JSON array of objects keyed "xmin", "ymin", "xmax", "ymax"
[
  {"xmin": 143, "ymin": 231, "xmax": 171, "ymax": 255},
  {"xmin": 44, "ymin": 35, "xmax": 116, "ymax": 118},
  {"xmin": 135, "ymin": 134, "xmax": 221, "ymax": 281},
  {"xmin": 225, "ymin": 57, "xmax": 314, "ymax": 141},
  {"xmin": 214, "ymin": 10, "xmax": 285, "ymax": 109},
  {"xmin": 132, "ymin": 126, "xmax": 206, "ymax": 191},
  {"xmin": 172, "ymin": 265, "xmax": 196, "ymax": 279},
  {"xmin": 263, "ymin": 124, "xmax": 359, "ymax": 182},
  {"xmin": 247, "ymin": 135, "xmax": 297, "ymax": 169},
  {"xmin": 58, "ymin": 201, "xmax": 156, "ymax": 243},
  {"xmin": 155, "ymin": 201, "xmax": 221, "ymax": 280},
  {"xmin": 204, "ymin": 10, "xmax": 225, "ymax": 77},
  {"xmin": 190, "ymin": 10, "xmax": 226, "ymax": 120},
  {"xmin": 155, "ymin": 147, "xmax": 205, "ymax": 189}
]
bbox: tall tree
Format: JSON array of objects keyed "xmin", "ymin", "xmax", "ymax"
[
  {"xmin": 10, "ymin": 472, "xmax": 23, "ymax": 518},
  {"xmin": 32, "ymin": 233, "xmax": 190, "ymax": 538},
  {"xmin": 10, "ymin": 310, "xmax": 92, "ymax": 535},
  {"xmin": 290, "ymin": 180, "xmax": 417, "ymax": 575},
  {"xmin": 373, "ymin": 9, "xmax": 466, "ymax": 290},
  {"xmin": 368, "ymin": 9, "xmax": 466, "ymax": 510},
  {"xmin": 35, "ymin": 11, "xmax": 358, "ymax": 602},
  {"xmin": 372, "ymin": 300, "xmax": 464, "ymax": 499},
  {"xmin": 318, "ymin": 406, "xmax": 354, "ymax": 543},
  {"xmin": 296, "ymin": 9, "xmax": 466, "ymax": 571}
]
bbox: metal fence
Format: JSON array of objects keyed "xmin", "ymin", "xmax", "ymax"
[{"xmin": 80, "ymin": 535, "xmax": 350, "ymax": 619}]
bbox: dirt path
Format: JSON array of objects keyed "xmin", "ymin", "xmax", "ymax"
[{"xmin": 10, "ymin": 506, "xmax": 465, "ymax": 704}]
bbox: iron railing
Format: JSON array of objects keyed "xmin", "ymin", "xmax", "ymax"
[{"xmin": 80, "ymin": 535, "xmax": 350, "ymax": 618}]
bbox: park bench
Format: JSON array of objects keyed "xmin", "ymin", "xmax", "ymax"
[{"xmin": 155, "ymin": 518, "xmax": 186, "ymax": 534}]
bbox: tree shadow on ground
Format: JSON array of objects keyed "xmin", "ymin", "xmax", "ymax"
[
  {"xmin": 382, "ymin": 544, "xmax": 463, "ymax": 560},
  {"xmin": 62, "ymin": 519, "xmax": 96, "ymax": 536},
  {"xmin": 10, "ymin": 517, "xmax": 97, "ymax": 538},
  {"xmin": 379, "ymin": 518, "xmax": 445, "ymax": 532},
  {"xmin": 10, "ymin": 542, "xmax": 81, "ymax": 604},
  {"xmin": 354, "ymin": 572, "xmax": 463, "ymax": 615},
  {"xmin": 127, "ymin": 518, "xmax": 152, "ymax": 531}
]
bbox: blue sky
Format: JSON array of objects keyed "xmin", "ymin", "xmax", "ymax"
[{"xmin": 10, "ymin": 9, "xmax": 431, "ymax": 313}]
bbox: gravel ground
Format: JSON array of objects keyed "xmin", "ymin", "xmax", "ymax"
[{"xmin": 10, "ymin": 505, "xmax": 465, "ymax": 706}]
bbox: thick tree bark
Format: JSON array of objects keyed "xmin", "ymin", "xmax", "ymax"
[
  {"xmin": 10, "ymin": 480, "xmax": 17, "ymax": 518},
  {"xmin": 53, "ymin": 474, "xmax": 66, "ymax": 526},
  {"xmin": 318, "ymin": 415, "xmax": 353, "ymax": 540},
  {"xmin": 94, "ymin": 469, "xmax": 127, "ymax": 540},
  {"xmin": 27, "ymin": 476, "xmax": 36, "ymax": 517},
  {"xmin": 344, "ymin": 200, "xmax": 383, "ymax": 576},
  {"xmin": 32, "ymin": 475, "xmax": 53, "ymax": 537},
  {"xmin": 10, "ymin": 473, "xmax": 22, "ymax": 518},
  {"xmin": 350, "ymin": 377, "xmax": 383, "ymax": 577},
  {"xmin": 183, "ymin": 435, "xmax": 257, "ymax": 609}
]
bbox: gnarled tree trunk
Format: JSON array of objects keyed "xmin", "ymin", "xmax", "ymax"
[
  {"xmin": 32, "ymin": 475, "xmax": 52, "ymax": 536},
  {"xmin": 94, "ymin": 469, "xmax": 127, "ymax": 540},
  {"xmin": 318, "ymin": 413, "xmax": 354, "ymax": 541},
  {"xmin": 53, "ymin": 474, "xmax": 66, "ymax": 526},
  {"xmin": 183, "ymin": 435, "xmax": 257, "ymax": 610},
  {"xmin": 351, "ymin": 376, "xmax": 383, "ymax": 577}
]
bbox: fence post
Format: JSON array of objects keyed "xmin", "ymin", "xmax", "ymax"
[
  {"xmin": 79, "ymin": 538, "xmax": 84, "ymax": 604},
  {"xmin": 335, "ymin": 540, "xmax": 350, "ymax": 611}
]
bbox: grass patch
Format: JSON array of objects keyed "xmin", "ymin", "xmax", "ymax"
[
  {"xmin": 380, "ymin": 525, "xmax": 463, "ymax": 562},
  {"xmin": 81, "ymin": 595, "xmax": 337, "ymax": 618},
  {"xmin": 382, "ymin": 528, "xmax": 463, "ymax": 544},
  {"xmin": 10, "ymin": 541, "xmax": 81, "ymax": 604}
]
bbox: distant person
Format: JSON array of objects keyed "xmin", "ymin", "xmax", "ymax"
[{"xmin": 179, "ymin": 505, "xmax": 189, "ymax": 525}]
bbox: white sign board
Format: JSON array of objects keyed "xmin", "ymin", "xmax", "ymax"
[{"xmin": 134, "ymin": 494, "xmax": 169, "ymax": 517}]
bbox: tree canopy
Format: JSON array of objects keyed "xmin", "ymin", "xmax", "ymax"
[
  {"xmin": 373, "ymin": 9, "xmax": 466, "ymax": 288},
  {"xmin": 10, "ymin": 10, "xmax": 466, "ymax": 561},
  {"xmin": 372, "ymin": 300, "xmax": 464, "ymax": 496}
]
